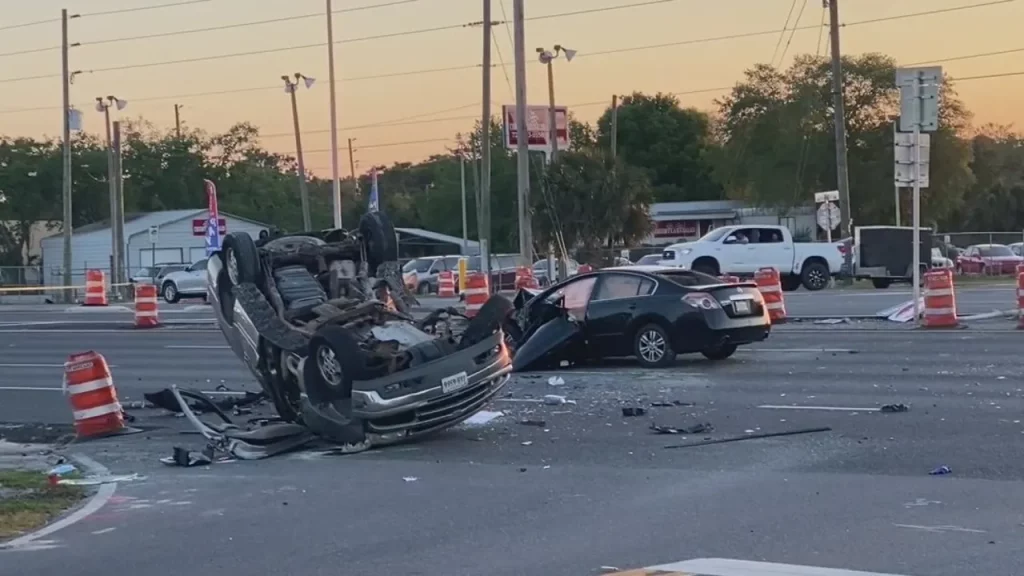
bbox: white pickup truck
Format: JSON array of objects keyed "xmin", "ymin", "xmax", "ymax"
[{"xmin": 659, "ymin": 225, "xmax": 845, "ymax": 291}]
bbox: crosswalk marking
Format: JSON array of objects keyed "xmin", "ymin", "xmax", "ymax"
[{"xmin": 607, "ymin": 558, "xmax": 908, "ymax": 576}]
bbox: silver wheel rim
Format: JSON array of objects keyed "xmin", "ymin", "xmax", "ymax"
[
  {"xmin": 809, "ymin": 269, "xmax": 825, "ymax": 288},
  {"xmin": 227, "ymin": 250, "xmax": 240, "ymax": 285},
  {"xmin": 638, "ymin": 330, "xmax": 666, "ymax": 363},
  {"xmin": 164, "ymin": 285, "xmax": 175, "ymax": 300},
  {"xmin": 316, "ymin": 346, "xmax": 343, "ymax": 387}
]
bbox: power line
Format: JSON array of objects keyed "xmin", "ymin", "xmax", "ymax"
[
  {"xmin": 0, "ymin": 17, "xmax": 60, "ymax": 33},
  {"xmin": 955, "ymin": 69, "xmax": 1024, "ymax": 81},
  {"xmin": 78, "ymin": 0, "xmax": 213, "ymax": 19},
  {"xmin": 906, "ymin": 46, "xmax": 1024, "ymax": 66},
  {"xmin": 769, "ymin": 0, "xmax": 800, "ymax": 67},
  {"xmin": 0, "ymin": 0, "xmax": 1012, "ymax": 96},
  {"xmin": 306, "ymin": 137, "xmax": 452, "ymax": 153}
]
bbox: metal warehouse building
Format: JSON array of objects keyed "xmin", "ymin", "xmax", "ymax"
[{"xmin": 40, "ymin": 209, "xmax": 270, "ymax": 287}]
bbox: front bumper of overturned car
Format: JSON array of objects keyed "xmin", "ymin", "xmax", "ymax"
[{"xmin": 351, "ymin": 333, "xmax": 512, "ymax": 436}]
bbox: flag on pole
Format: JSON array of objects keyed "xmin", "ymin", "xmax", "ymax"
[
  {"xmin": 368, "ymin": 168, "xmax": 379, "ymax": 213},
  {"xmin": 204, "ymin": 179, "xmax": 222, "ymax": 256}
]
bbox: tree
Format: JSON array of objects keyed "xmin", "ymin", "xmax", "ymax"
[
  {"xmin": 534, "ymin": 149, "xmax": 653, "ymax": 262},
  {"xmin": 594, "ymin": 92, "xmax": 722, "ymax": 203},
  {"xmin": 951, "ymin": 125, "xmax": 1024, "ymax": 231},
  {"xmin": 715, "ymin": 53, "xmax": 975, "ymax": 228}
]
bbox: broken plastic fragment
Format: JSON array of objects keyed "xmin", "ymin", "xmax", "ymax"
[{"xmin": 547, "ymin": 376, "xmax": 565, "ymax": 386}]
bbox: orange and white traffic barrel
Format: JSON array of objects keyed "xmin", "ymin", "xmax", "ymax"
[
  {"xmin": 82, "ymin": 269, "xmax": 108, "ymax": 306},
  {"xmin": 64, "ymin": 351, "xmax": 124, "ymax": 439},
  {"xmin": 1017, "ymin": 265, "xmax": 1024, "ymax": 330},
  {"xmin": 437, "ymin": 270, "xmax": 456, "ymax": 297},
  {"xmin": 463, "ymin": 272, "xmax": 489, "ymax": 318},
  {"xmin": 134, "ymin": 284, "xmax": 160, "ymax": 328},
  {"xmin": 515, "ymin": 266, "xmax": 539, "ymax": 290},
  {"xmin": 922, "ymin": 268, "xmax": 958, "ymax": 328},
  {"xmin": 577, "ymin": 264, "xmax": 593, "ymax": 274},
  {"xmin": 754, "ymin": 267, "xmax": 786, "ymax": 323}
]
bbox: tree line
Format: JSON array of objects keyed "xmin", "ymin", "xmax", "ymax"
[{"xmin": 1, "ymin": 51, "xmax": 1022, "ymax": 267}]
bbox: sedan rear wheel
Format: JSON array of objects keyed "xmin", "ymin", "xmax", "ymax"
[
  {"xmin": 701, "ymin": 343, "xmax": 738, "ymax": 361},
  {"xmin": 633, "ymin": 323, "xmax": 675, "ymax": 368}
]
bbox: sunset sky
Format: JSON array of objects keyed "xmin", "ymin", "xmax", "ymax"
[{"xmin": 2, "ymin": 0, "xmax": 1022, "ymax": 177}]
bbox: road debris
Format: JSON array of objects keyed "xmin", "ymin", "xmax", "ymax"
[
  {"xmin": 57, "ymin": 473, "xmax": 145, "ymax": 486},
  {"xmin": 543, "ymin": 394, "xmax": 575, "ymax": 406},
  {"xmin": 547, "ymin": 376, "xmax": 565, "ymax": 386},
  {"xmin": 161, "ymin": 446, "xmax": 216, "ymax": 467},
  {"xmin": 929, "ymin": 465, "xmax": 952, "ymax": 476},
  {"xmin": 402, "ymin": 476, "xmax": 418, "ymax": 482},
  {"xmin": 880, "ymin": 403, "xmax": 910, "ymax": 413},
  {"xmin": 462, "ymin": 410, "xmax": 504, "ymax": 427},
  {"xmin": 518, "ymin": 419, "xmax": 547, "ymax": 428},
  {"xmin": 621, "ymin": 407, "xmax": 646, "ymax": 417},
  {"xmin": 650, "ymin": 422, "xmax": 713, "ymax": 435},
  {"xmin": 663, "ymin": 426, "xmax": 832, "ymax": 449},
  {"xmin": 650, "ymin": 400, "xmax": 695, "ymax": 407}
]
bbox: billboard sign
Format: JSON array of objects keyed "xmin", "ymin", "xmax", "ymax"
[{"xmin": 502, "ymin": 105, "xmax": 569, "ymax": 151}]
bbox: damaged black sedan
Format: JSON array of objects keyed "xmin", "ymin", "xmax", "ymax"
[
  {"xmin": 206, "ymin": 212, "xmax": 512, "ymax": 448},
  {"xmin": 507, "ymin": 265, "xmax": 771, "ymax": 370}
]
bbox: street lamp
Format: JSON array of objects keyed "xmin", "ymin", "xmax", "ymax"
[
  {"xmin": 283, "ymin": 73, "xmax": 315, "ymax": 230},
  {"xmin": 95, "ymin": 95, "xmax": 128, "ymax": 290},
  {"xmin": 536, "ymin": 44, "xmax": 575, "ymax": 161}
]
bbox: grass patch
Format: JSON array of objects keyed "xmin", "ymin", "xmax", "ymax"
[{"xmin": 0, "ymin": 470, "xmax": 85, "ymax": 540}]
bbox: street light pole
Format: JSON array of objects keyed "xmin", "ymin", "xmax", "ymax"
[
  {"xmin": 174, "ymin": 104, "xmax": 182, "ymax": 139},
  {"xmin": 513, "ymin": 0, "xmax": 531, "ymax": 267},
  {"xmin": 326, "ymin": 0, "xmax": 343, "ymax": 229},
  {"xmin": 536, "ymin": 45, "xmax": 575, "ymax": 164},
  {"xmin": 284, "ymin": 73, "xmax": 314, "ymax": 231},
  {"xmin": 480, "ymin": 0, "xmax": 492, "ymax": 285}
]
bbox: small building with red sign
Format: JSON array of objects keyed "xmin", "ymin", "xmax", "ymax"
[
  {"xmin": 646, "ymin": 201, "xmax": 815, "ymax": 245},
  {"xmin": 41, "ymin": 209, "xmax": 270, "ymax": 288}
]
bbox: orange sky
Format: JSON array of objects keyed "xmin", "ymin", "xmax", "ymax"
[{"xmin": 2, "ymin": 0, "xmax": 1022, "ymax": 177}]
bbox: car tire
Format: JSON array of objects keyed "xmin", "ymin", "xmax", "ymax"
[
  {"xmin": 692, "ymin": 258, "xmax": 719, "ymax": 276},
  {"xmin": 417, "ymin": 282, "xmax": 431, "ymax": 295},
  {"xmin": 459, "ymin": 294, "xmax": 515, "ymax": 350},
  {"xmin": 303, "ymin": 325, "xmax": 378, "ymax": 406},
  {"xmin": 871, "ymin": 278, "xmax": 891, "ymax": 289},
  {"xmin": 162, "ymin": 281, "xmax": 180, "ymax": 304},
  {"xmin": 633, "ymin": 323, "xmax": 675, "ymax": 368},
  {"xmin": 781, "ymin": 275, "xmax": 801, "ymax": 292},
  {"xmin": 800, "ymin": 260, "xmax": 830, "ymax": 291},
  {"xmin": 359, "ymin": 212, "xmax": 398, "ymax": 274},
  {"xmin": 701, "ymin": 343, "xmax": 738, "ymax": 361},
  {"xmin": 223, "ymin": 232, "xmax": 261, "ymax": 288}
]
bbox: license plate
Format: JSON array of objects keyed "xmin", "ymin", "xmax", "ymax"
[
  {"xmin": 441, "ymin": 371, "xmax": 469, "ymax": 393},
  {"xmin": 733, "ymin": 300, "xmax": 751, "ymax": 314}
]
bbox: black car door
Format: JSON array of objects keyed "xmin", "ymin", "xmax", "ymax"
[{"xmin": 585, "ymin": 273, "xmax": 656, "ymax": 357}]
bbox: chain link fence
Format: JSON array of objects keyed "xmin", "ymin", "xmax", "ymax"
[{"xmin": 0, "ymin": 265, "xmax": 135, "ymax": 303}]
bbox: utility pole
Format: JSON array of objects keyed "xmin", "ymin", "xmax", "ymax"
[
  {"xmin": 112, "ymin": 121, "xmax": 126, "ymax": 295},
  {"xmin": 283, "ymin": 73, "xmax": 313, "ymax": 231},
  {"xmin": 97, "ymin": 97, "xmax": 116, "ymax": 290},
  {"xmin": 174, "ymin": 104, "xmax": 182, "ymax": 139},
  {"xmin": 326, "ymin": 0, "xmax": 343, "ymax": 228},
  {"xmin": 512, "ymin": 0, "xmax": 531, "ymax": 266},
  {"xmin": 460, "ymin": 153, "xmax": 468, "ymax": 253},
  {"xmin": 826, "ymin": 0, "xmax": 853, "ymax": 283},
  {"xmin": 610, "ymin": 95, "xmax": 619, "ymax": 158},
  {"xmin": 480, "ymin": 0, "xmax": 492, "ymax": 284},
  {"xmin": 61, "ymin": 9, "xmax": 73, "ymax": 300},
  {"xmin": 347, "ymin": 138, "xmax": 357, "ymax": 184}
]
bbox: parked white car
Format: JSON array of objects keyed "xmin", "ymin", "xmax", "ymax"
[
  {"xmin": 159, "ymin": 258, "xmax": 210, "ymax": 303},
  {"xmin": 660, "ymin": 225, "xmax": 845, "ymax": 291}
]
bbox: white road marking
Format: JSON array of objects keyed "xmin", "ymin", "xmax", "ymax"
[
  {"xmin": 758, "ymin": 405, "xmax": 875, "ymax": 412},
  {"xmin": 0, "ymin": 454, "xmax": 116, "ymax": 552},
  {"xmin": 0, "ymin": 386, "xmax": 250, "ymax": 396},
  {"xmin": 165, "ymin": 345, "xmax": 229, "ymax": 349},
  {"xmin": 0, "ymin": 329, "xmax": 216, "ymax": 333},
  {"xmin": 893, "ymin": 524, "xmax": 986, "ymax": 534},
  {"xmin": 91, "ymin": 527, "xmax": 117, "ymax": 535},
  {"xmin": 0, "ymin": 363, "xmax": 117, "ymax": 368},
  {"xmin": 644, "ymin": 558, "xmax": 908, "ymax": 575},
  {"xmin": 744, "ymin": 348, "xmax": 856, "ymax": 353}
]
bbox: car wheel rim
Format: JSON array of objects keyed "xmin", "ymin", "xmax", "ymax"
[
  {"xmin": 227, "ymin": 250, "xmax": 240, "ymax": 285},
  {"xmin": 809, "ymin": 269, "xmax": 825, "ymax": 288},
  {"xmin": 316, "ymin": 346, "xmax": 343, "ymax": 387},
  {"xmin": 638, "ymin": 330, "xmax": 666, "ymax": 363},
  {"xmin": 164, "ymin": 285, "xmax": 175, "ymax": 300}
]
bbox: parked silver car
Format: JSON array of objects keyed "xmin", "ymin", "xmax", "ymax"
[
  {"xmin": 131, "ymin": 263, "xmax": 188, "ymax": 286},
  {"xmin": 160, "ymin": 258, "xmax": 210, "ymax": 303}
]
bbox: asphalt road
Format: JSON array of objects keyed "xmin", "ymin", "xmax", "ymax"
[{"xmin": 2, "ymin": 326, "xmax": 1024, "ymax": 575}]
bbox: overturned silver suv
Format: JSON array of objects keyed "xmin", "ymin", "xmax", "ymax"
[{"xmin": 206, "ymin": 212, "xmax": 512, "ymax": 447}]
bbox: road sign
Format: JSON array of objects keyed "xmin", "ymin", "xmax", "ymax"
[
  {"xmin": 814, "ymin": 190, "xmax": 839, "ymax": 203},
  {"xmin": 894, "ymin": 132, "xmax": 930, "ymax": 187},
  {"xmin": 816, "ymin": 202, "xmax": 840, "ymax": 231},
  {"xmin": 148, "ymin": 226, "xmax": 159, "ymax": 244},
  {"xmin": 501, "ymin": 105, "xmax": 569, "ymax": 151},
  {"xmin": 896, "ymin": 66, "xmax": 941, "ymax": 133}
]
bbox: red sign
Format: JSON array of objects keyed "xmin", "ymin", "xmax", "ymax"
[
  {"xmin": 502, "ymin": 105, "xmax": 569, "ymax": 151},
  {"xmin": 193, "ymin": 218, "xmax": 227, "ymax": 236},
  {"xmin": 654, "ymin": 220, "xmax": 698, "ymax": 238}
]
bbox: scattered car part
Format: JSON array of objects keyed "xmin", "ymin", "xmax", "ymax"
[{"xmin": 662, "ymin": 426, "xmax": 832, "ymax": 449}]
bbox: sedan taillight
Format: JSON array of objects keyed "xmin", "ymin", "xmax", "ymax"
[{"xmin": 682, "ymin": 292, "xmax": 721, "ymax": 310}]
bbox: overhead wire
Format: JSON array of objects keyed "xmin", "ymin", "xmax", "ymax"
[
  {"xmin": 769, "ymin": 0, "xmax": 800, "ymax": 67},
  {"xmin": 0, "ymin": 0, "xmax": 1012, "ymax": 85}
]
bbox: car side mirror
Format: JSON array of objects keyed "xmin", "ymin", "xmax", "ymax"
[{"xmin": 724, "ymin": 236, "xmax": 737, "ymax": 244}]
